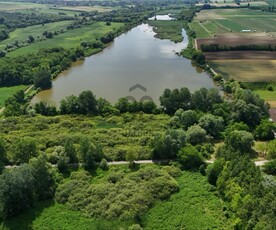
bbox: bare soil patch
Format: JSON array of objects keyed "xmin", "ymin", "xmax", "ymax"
[
  {"xmin": 196, "ymin": 33, "xmax": 276, "ymax": 48},
  {"xmin": 204, "ymin": 51, "xmax": 276, "ymax": 60},
  {"xmin": 269, "ymin": 109, "xmax": 276, "ymax": 121}
]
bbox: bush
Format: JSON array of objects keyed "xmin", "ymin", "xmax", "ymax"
[{"xmin": 263, "ymin": 160, "xmax": 276, "ymax": 175}]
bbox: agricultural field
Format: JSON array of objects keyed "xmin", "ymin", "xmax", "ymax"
[
  {"xmin": 0, "ymin": 1, "xmax": 47, "ymax": 11},
  {"xmin": 6, "ymin": 22, "xmax": 124, "ymax": 57},
  {"xmin": 52, "ymin": 5, "xmax": 115, "ymax": 12},
  {"xmin": 0, "ymin": 21, "xmax": 73, "ymax": 51},
  {"xmin": 191, "ymin": 8, "xmax": 276, "ymax": 82},
  {"xmin": 192, "ymin": 8, "xmax": 276, "ymax": 39},
  {"xmin": 209, "ymin": 59, "xmax": 276, "ymax": 81},
  {"xmin": 0, "ymin": 85, "xmax": 27, "ymax": 108}
]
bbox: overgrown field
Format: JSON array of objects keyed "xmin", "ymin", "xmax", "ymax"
[
  {"xmin": 0, "ymin": 114, "xmax": 169, "ymax": 162},
  {"xmin": 0, "ymin": 85, "xmax": 27, "ymax": 108},
  {"xmin": 142, "ymin": 171, "xmax": 231, "ymax": 229},
  {"xmin": 1, "ymin": 165, "xmax": 231, "ymax": 230}
]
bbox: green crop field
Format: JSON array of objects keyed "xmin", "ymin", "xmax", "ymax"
[
  {"xmin": 0, "ymin": 21, "xmax": 73, "ymax": 50},
  {"xmin": 0, "ymin": 85, "xmax": 27, "ymax": 108},
  {"xmin": 193, "ymin": 8, "xmax": 276, "ymax": 38},
  {"xmin": 0, "ymin": 1, "xmax": 47, "ymax": 11},
  {"xmin": 6, "ymin": 22, "xmax": 124, "ymax": 57},
  {"xmin": 142, "ymin": 171, "xmax": 231, "ymax": 229}
]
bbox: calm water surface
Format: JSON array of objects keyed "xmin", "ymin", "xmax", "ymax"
[{"xmin": 32, "ymin": 24, "xmax": 214, "ymax": 105}]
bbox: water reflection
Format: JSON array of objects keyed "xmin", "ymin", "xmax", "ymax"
[{"xmin": 32, "ymin": 24, "xmax": 214, "ymax": 105}]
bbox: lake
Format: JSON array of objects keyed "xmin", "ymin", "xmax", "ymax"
[{"xmin": 32, "ymin": 23, "xmax": 214, "ymax": 105}]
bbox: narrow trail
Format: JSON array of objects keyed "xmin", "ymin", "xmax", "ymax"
[{"xmin": 4, "ymin": 159, "xmax": 270, "ymax": 169}]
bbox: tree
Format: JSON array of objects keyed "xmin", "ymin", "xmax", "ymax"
[
  {"xmin": 173, "ymin": 109, "xmax": 198, "ymax": 130},
  {"xmin": 34, "ymin": 68, "xmax": 52, "ymax": 89},
  {"xmin": 0, "ymin": 138, "xmax": 6, "ymax": 173},
  {"xmin": 78, "ymin": 90, "xmax": 97, "ymax": 115},
  {"xmin": 225, "ymin": 130, "xmax": 254, "ymax": 154},
  {"xmin": 28, "ymin": 35, "xmax": 35, "ymax": 43},
  {"xmin": 160, "ymin": 88, "xmax": 191, "ymax": 114},
  {"xmin": 11, "ymin": 137, "xmax": 38, "ymax": 164},
  {"xmin": 254, "ymin": 120, "xmax": 275, "ymax": 141},
  {"xmin": 199, "ymin": 114, "xmax": 224, "ymax": 139},
  {"xmin": 64, "ymin": 139, "xmax": 78, "ymax": 163},
  {"xmin": 152, "ymin": 129, "xmax": 186, "ymax": 159},
  {"xmin": 80, "ymin": 137, "xmax": 100, "ymax": 170},
  {"xmin": 191, "ymin": 87, "xmax": 209, "ymax": 111},
  {"xmin": 126, "ymin": 149, "xmax": 138, "ymax": 168},
  {"xmin": 177, "ymin": 145, "xmax": 204, "ymax": 170},
  {"xmin": 263, "ymin": 160, "xmax": 276, "ymax": 175},
  {"xmin": 29, "ymin": 154, "xmax": 55, "ymax": 200},
  {"xmin": 99, "ymin": 158, "xmax": 109, "ymax": 170},
  {"xmin": 115, "ymin": 97, "xmax": 132, "ymax": 113},
  {"xmin": 60, "ymin": 95, "xmax": 80, "ymax": 114},
  {"xmin": 186, "ymin": 125, "xmax": 207, "ymax": 145},
  {"xmin": 267, "ymin": 139, "xmax": 276, "ymax": 159},
  {"xmin": 206, "ymin": 158, "xmax": 225, "ymax": 186},
  {"xmin": 0, "ymin": 164, "xmax": 35, "ymax": 219}
]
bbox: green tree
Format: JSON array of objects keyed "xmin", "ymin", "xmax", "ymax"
[
  {"xmin": 78, "ymin": 90, "xmax": 97, "ymax": 115},
  {"xmin": 60, "ymin": 95, "xmax": 80, "ymax": 114},
  {"xmin": 34, "ymin": 68, "xmax": 52, "ymax": 89},
  {"xmin": 64, "ymin": 139, "xmax": 78, "ymax": 163},
  {"xmin": 0, "ymin": 164, "xmax": 35, "ymax": 219},
  {"xmin": 186, "ymin": 125, "xmax": 207, "ymax": 145},
  {"xmin": 0, "ymin": 138, "xmax": 6, "ymax": 173},
  {"xmin": 11, "ymin": 137, "xmax": 38, "ymax": 164},
  {"xmin": 177, "ymin": 145, "xmax": 204, "ymax": 170},
  {"xmin": 29, "ymin": 154, "xmax": 55, "ymax": 200},
  {"xmin": 267, "ymin": 139, "xmax": 276, "ymax": 159},
  {"xmin": 199, "ymin": 114, "xmax": 224, "ymax": 139},
  {"xmin": 225, "ymin": 130, "xmax": 254, "ymax": 154},
  {"xmin": 174, "ymin": 109, "xmax": 198, "ymax": 130},
  {"xmin": 254, "ymin": 119, "xmax": 275, "ymax": 141}
]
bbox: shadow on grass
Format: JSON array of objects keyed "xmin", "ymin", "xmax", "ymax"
[{"xmin": 1, "ymin": 200, "xmax": 54, "ymax": 230}]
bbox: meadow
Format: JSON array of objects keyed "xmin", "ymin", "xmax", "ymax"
[
  {"xmin": 0, "ymin": 85, "xmax": 27, "ymax": 108},
  {"xmin": 0, "ymin": 21, "xmax": 73, "ymax": 51},
  {"xmin": 255, "ymin": 90, "xmax": 276, "ymax": 108},
  {"xmin": 7, "ymin": 22, "xmax": 124, "ymax": 57}
]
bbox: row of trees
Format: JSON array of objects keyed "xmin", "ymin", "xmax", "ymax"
[{"xmin": 201, "ymin": 43, "xmax": 276, "ymax": 52}]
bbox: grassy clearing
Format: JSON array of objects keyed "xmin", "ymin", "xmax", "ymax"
[
  {"xmin": 0, "ymin": 21, "xmax": 73, "ymax": 50},
  {"xmin": 0, "ymin": 1, "xmax": 47, "ymax": 11},
  {"xmin": 1, "ymin": 200, "xmax": 133, "ymax": 230},
  {"xmin": 148, "ymin": 20, "xmax": 186, "ymax": 43},
  {"xmin": 255, "ymin": 90, "xmax": 276, "ymax": 108},
  {"xmin": 209, "ymin": 60, "xmax": 276, "ymax": 82},
  {"xmin": 0, "ymin": 85, "xmax": 27, "ymax": 108},
  {"xmin": 142, "ymin": 171, "xmax": 231, "ymax": 229},
  {"xmin": 7, "ymin": 22, "xmax": 124, "ymax": 57}
]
